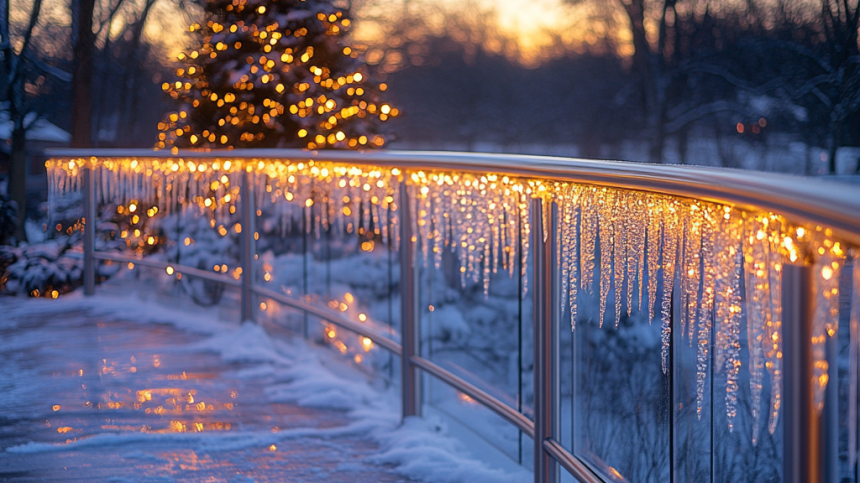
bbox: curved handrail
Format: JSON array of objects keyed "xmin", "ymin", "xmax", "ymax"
[
  {"xmin": 251, "ymin": 285, "xmax": 402, "ymax": 356},
  {"xmin": 410, "ymin": 354, "xmax": 535, "ymax": 436},
  {"xmin": 46, "ymin": 148, "xmax": 860, "ymax": 245},
  {"xmin": 92, "ymin": 251, "xmax": 242, "ymax": 287},
  {"xmin": 543, "ymin": 439, "xmax": 603, "ymax": 483}
]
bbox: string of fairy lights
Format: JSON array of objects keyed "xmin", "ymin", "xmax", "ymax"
[{"xmin": 45, "ymin": 156, "xmax": 859, "ymax": 445}]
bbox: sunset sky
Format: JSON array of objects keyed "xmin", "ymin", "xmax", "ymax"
[
  {"xmin": 14, "ymin": 0, "xmax": 624, "ymax": 65},
  {"xmin": 145, "ymin": 0, "xmax": 614, "ymax": 65}
]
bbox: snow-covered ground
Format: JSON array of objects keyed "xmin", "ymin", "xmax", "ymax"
[{"xmin": 0, "ymin": 291, "xmax": 530, "ymax": 482}]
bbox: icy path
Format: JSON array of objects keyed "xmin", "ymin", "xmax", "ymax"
[{"xmin": 0, "ymin": 295, "xmax": 524, "ymax": 482}]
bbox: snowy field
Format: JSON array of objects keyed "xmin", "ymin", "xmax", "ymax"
[{"xmin": 0, "ymin": 292, "xmax": 529, "ymax": 482}]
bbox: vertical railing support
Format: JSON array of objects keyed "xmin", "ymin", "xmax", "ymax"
[
  {"xmin": 399, "ymin": 177, "xmax": 421, "ymax": 419},
  {"xmin": 533, "ymin": 197, "xmax": 560, "ymax": 483},
  {"xmin": 824, "ymin": 327, "xmax": 839, "ymax": 483},
  {"xmin": 240, "ymin": 170, "xmax": 256, "ymax": 323},
  {"xmin": 783, "ymin": 263, "xmax": 823, "ymax": 483},
  {"xmin": 83, "ymin": 166, "xmax": 96, "ymax": 296}
]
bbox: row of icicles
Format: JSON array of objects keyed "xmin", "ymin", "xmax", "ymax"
[{"xmin": 46, "ymin": 157, "xmax": 859, "ymax": 445}]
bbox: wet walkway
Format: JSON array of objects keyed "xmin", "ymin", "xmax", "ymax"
[{"xmin": 0, "ymin": 301, "xmax": 412, "ymax": 482}]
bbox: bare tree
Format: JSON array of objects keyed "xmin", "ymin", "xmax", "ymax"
[
  {"xmin": 1, "ymin": 0, "xmax": 43, "ymax": 241},
  {"xmin": 810, "ymin": 0, "xmax": 860, "ymax": 173},
  {"xmin": 71, "ymin": 0, "xmax": 97, "ymax": 148}
]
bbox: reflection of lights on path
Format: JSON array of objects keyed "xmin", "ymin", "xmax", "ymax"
[{"xmin": 2, "ymin": 302, "xmax": 422, "ymax": 481}]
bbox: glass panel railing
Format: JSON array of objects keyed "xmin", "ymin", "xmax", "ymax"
[
  {"xmin": 410, "ymin": 175, "xmax": 534, "ymax": 465},
  {"xmin": 837, "ymin": 263, "xmax": 857, "ymax": 483},
  {"xmin": 570, "ymin": 286, "xmax": 669, "ymax": 481},
  {"xmin": 253, "ymin": 174, "xmax": 401, "ymax": 382},
  {"xmin": 44, "ymin": 151, "xmax": 860, "ymax": 483},
  {"xmin": 672, "ymin": 301, "xmax": 714, "ymax": 483}
]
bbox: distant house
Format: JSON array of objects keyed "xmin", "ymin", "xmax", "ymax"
[{"xmin": 0, "ymin": 109, "xmax": 71, "ymax": 203}]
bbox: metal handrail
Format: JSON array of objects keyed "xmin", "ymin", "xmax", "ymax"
[
  {"xmin": 252, "ymin": 285, "xmax": 402, "ymax": 356},
  {"xmin": 92, "ymin": 251, "xmax": 242, "ymax": 287},
  {"xmin": 68, "ymin": 148, "xmax": 860, "ymax": 483},
  {"xmin": 49, "ymin": 148, "xmax": 860, "ymax": 245},
  {"xmin": 410, "ymin": 355, "xmax": 535, "ymax": 436},
  {"xmin": 543, "ymin": 439, "xmax": 603, "ymax": 483}
]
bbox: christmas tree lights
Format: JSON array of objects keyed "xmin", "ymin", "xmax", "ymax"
[{"xmin": 156, "ymin": 0, "xmax": 397, "ymax": 151}]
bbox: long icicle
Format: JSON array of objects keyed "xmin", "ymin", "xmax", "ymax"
[
  {"xmin": 646, "ymin": 195, "xmax": 662, "ymax": 323},
  {"xmin": 696, "ymin": 204, "xmax": 717, "ymax": 418},
  {"xmin": 661, "ymin": 199, "xmax": 679, "ymax": 374}
]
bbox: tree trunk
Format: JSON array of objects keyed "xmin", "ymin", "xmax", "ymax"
[
  {"xmin": 623, "ymin": 0, "xmax": 653, "ymax": 114},
  {"xmin": 120, "ymin": 0, "xmax": 156, "ymax": 145},
  {"xmin": 7, "ymin": 71, "xmax": 28, "ymax": 242},
  {"xmin": 71, "ymin": 0, "xmax": 96, "ymax": 148},
  {"xmin": 826, "ymin": 120, "xmax": 839, "ymax": 174},
  {"xmin": 678, "ymin": 126, "xmax": 689, "ymax": 165},
  {"xmin": 9, "ymin": 122, "xmax": 28, "ymax": 242}
]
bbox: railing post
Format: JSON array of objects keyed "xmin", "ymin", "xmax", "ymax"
[
  {"xmin": 399, "ymin": 177, "xmax": 421, "ymax": 419},
  {"xmin": 824, "ymin": 324, "xmax": 839, "ymax": 483},
  {"xmin": 533, "ymin": 197, "xmax": 560, "ymax": 483},
  {"xmin": 83, "ymin": 166, "xmax": 96, "ymax": 296},
  {"xmin": 782, "ymin": 263, "xmax": 826, "ymax": 483},
  {"xmin": 240, "ymin": 169, "xmax": 256, "ymax": 323}
]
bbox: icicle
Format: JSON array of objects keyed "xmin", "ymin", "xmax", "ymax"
[
  {"xmin": 631, "ymin": 195, "xmax": 647, "ymax": 314},
  {"xmin": 661, "ymin": 199, "xmax": 679, "ymax": 374},
  {"xmin": 598, "ymin": 189, "xmax": 613, "ymax": 327},
  {"xmin": 613, "ymin": 191, "xmax": 626, "ymax": 328},
  {"xmin": 417, "ymin": 184, "xmax": 431, "ymax": 268},
  {"xmin": 714, "ymin": 208, "xmax": 742, "ymax": 430},
  {"xmin": 433, "ymin": 193, "xmax": 445, "ymax": 270},
  {"xmin": 683, "ymin": 203, "xmax": 703, "ymax": 343},
  {"xmin": 560, "ymin": 193, "xmax": 571, "ymax": 319},
  {"xmin": 696, "ymin": 204, "xmax": 717, "ymax": 418},
  {"xmin": 762, "ymin": 216, "xmax": 784, "ymax": 434},
  {"xmin": 646, "ymin": 196, "xmax": 662, "ymax": 323},
  {"xmin": 744, "ymin": 216, "xmax": 767, "ymax": 445},
  {"xmin": 520, "ymin": 191, "xmax": 530, "ymax": 298},
  {"xmin": 483, "ymin": 243, "xmax": 491, "ymax": 295},
  {"xmin": 564, "ymin": 186, "xmax": 580, "ymax": 329},
  {"xmin": 812, "ymin": 226, "xmax": 843, "ymax": 412},
  {"xmin": 491, "ymin": 192, "xmax": 500, "ymax": 275},
  {"xmin": 580, "ymin": 188, "xmax": 597, "ymax": 295}
]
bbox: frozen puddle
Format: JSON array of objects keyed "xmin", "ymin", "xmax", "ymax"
[{"xmin": 0, "ymin": 297, "xmax": 419, "ymax": 482}]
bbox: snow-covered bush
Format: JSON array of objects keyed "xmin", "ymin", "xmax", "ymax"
[
  {"xmin": 0, "ymin": 240, "xmax": 82, "ymax": 296},
  {"xmin": 0, "ymin": 200, "xmax": 128, "ymax": 297},
  {"xmin": 158, "ymin": 212, "xmax": 241, "ymax": 306}
]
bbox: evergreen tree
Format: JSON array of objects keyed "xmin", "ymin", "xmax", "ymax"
[{"xmin": 157, "ymin": 0, "xmax": 397, "ymax": 150}]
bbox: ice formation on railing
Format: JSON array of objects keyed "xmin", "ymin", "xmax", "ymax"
[
  {"xmin": 47, "ymin": 157, "xmax": 401, "ymax": 245},
  {"xmin": 409, "ymin": 171, "xmax": 529, "ymax": 295},
  {"xmin": 46, "ymin": 156, "xmax": 853, "ymax": 444}
]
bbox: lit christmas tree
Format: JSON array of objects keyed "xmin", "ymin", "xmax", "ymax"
[{"xmin": 157, "ymin": 0, "xmax": 398, "ymax": 150}]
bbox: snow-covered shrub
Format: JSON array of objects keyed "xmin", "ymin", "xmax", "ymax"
[
  {"xmin": 0, "ymin": 240, "xmax": 82, "ymax": 296},
  {"xmin": 158, "ymin": 212, "xmax": 241, "ymax": 306},
  {"xmin": 0, "ymin": 204, "xmax": 125, "ymax": 297}
]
